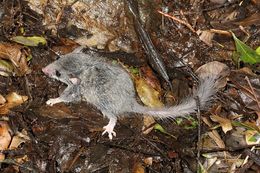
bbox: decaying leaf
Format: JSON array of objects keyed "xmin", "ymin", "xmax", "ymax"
[
  {"xmin": 0, "ymin": 121, "xmax": 11, "ymax": 161},
  {"xmin": 210, "ymin": 115, "xmax": 233, "ymax": 133},
  {"xmin": 196, "ymin": 29, "xmax": 215, "ymax": 47},
  {"xmin": 135, "ymin": 77, "xmax": 163, "ymax": 134},
  {"xmin": 0, "ymin": 59, "xmax": 14, "ymax": 76},
  {"xmin": 245, "ymin": 130, "xmax": 260, "ymax": 145},
  {"xmin": 9, "ymin": 130, "xmax": 30, "ymax": 150},
  {"xmin": 0, "ymin": 43, "xmax": 31, "ymax": 76},
  {"xmin": 196, "ymin": 61, "xmax": 230, "ymax": 88},
  {"xmin": 208, "ymin": 131, "xmax": 225, "ymax": 148},
  {"xmin": 232, "ymin": 32, "xmax": 260, "ymax": 64},
  {"xmin": 132, "ymin": 162, "xmax": 145, "ymax": 173},
  {"xmin": 0, "ymin": 92, "xmax": 28, "ymax": 115},
  {"xmin": 11, "ymin": 36, "xmax": 47, "ymax": 47},
  {"xmin": 135, "ymin": 77, "xmax": 163, "ymax": 108},
  {"xmin": 0, "ymin": 94, "xmax": 6, "ymax": 105}
]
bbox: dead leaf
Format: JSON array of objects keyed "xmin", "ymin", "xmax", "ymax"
[
  {"xmin": 135, "ymin": 77, "xmax": 163, "ymax": 134},
  {"xmin": 5, "ymin": 92, "xmax": 28, "ymax": 108},
  {"xmin": 140, "ymin": 66, "xmax": 162, "ymax": 92},
  {"xmin": 0, "ymin": 92, "xmax": 28, "ymax": 115},
  {"xmin": 135, "ymin": 77, "xmax": 163, "ymax": 108},
  {"xmin": 52, "ymin": 38, "xmax": 79, "ymax": 55},
  {"xmin": 0, "ymin": 121, "xmax": 12, "ymax": 161},
  {"xmin": 143, "ymin": 157, "xmax": 153, "ymax": 166},
  {"xmin": 245, "ymin": 130, "xmax": 260, "ymax": 145},
  {"xmin": 210, "ymin": 115, "xmax": 233, "ymax": 133},
  {"xmin": 132, "ymin": 162, "xmax": 145, "ymax": 173},
  {"xmin": 196, "ymin": 61, "xmax": 230, "ymax": 88},
  {"xmin": 9, "ymin": 129, "xmax": 30, "ymax": 149},
  {"xmin": 0, "ymin": 59, "xmax": 14, "ymax": 76},
  {"xmin": 208, "ymin": 131, "xmax": 226, "ymax": 148},
  {"xmin": 0, "ymin": 94, "xmax": 6, "ymax": 105},
  {"xmin": 0, "ymin": 43, "xmax": 31, "ymax": 76},
  {"xmin": 196, "ymin": 29, "xmax": 215, "ymax": 47},
  {"xmin": 11, "ymin": 36, "xmax": 47, "ymax": 47}
]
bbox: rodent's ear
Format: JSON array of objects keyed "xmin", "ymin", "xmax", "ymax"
[{"xmin": 72, "ymin": 46, "xmax": 85, "ymax": 53}]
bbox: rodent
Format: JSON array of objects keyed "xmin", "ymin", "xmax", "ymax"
[{"xmin": 42, "ymin": 47, "xmax": 220, "ymax": 140}]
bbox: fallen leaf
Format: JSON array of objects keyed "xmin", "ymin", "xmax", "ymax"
[
  {"xmin": 0, "ymin": 59, "xmax": 14, "ymax": 76},
  {"xmin": 196, "ymin": 61, "xmax": 230, "ymax": 88},
  {"xmin": 9, "ymin": 130, "xmax": 30, "ymax": 150},
  {"xmin": 0, "ymin": 43, "xmax": 31, "ymax": 76},
  {"xmin": 143, "ymin": 157, "xmax": 153, "ymax": 166},
  {"xmin": 0, "ymin": 94, "xmax": 6, "ymax": 105},
  {"xmin": 196, "ymin": 29, "xmax": 215, "ymax": 47},
  {"xmin": 132, "ymin": 162, "xmax": 145, "ymax": 173},
  {"xmin": 5, "ymin": 92, "xmax": 28, "ymax": 107},
  {"xmin": 0, "ymin": 121, "xmax": 11, "ymax": 161},
  {"xmin": 245, "ymin": 130, "xmax": 260, "ymax": 145},
  {"xmin": 135, "ymin": 77, "xmax": 163, "ymax": 134},
  {"xmin": 135, "ymin": 77, "xmax": 163, "ymax": 108},
  {"xmin": 11, "ymin": 36, "xmax": 47, "ymax": 47},
  {"xmin": 210, "ymin": 115, "xmax": 233, "ymax": 133},
  {"xmin": 0, "ymin": 92, "xmax": 28, "ymax": 115},
  {"xmin": 140, "ymin": 66, "xmax": 162, "ymax": 92},
  {"xmin": 232, "ymin": 32, "xmax": 260, "ymax": 64},
  {"xmin": 208, "ymin": 131, "xmax": 225, "ymax": 148}
]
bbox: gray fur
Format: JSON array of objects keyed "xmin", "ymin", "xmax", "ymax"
[{"xmin": 42, "ymin": 47, "xmax": 219, "ymax": 139}]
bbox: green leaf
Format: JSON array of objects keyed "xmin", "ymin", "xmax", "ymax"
[
  {"xmin": 129, "ymin": 66, "xmax": 139, "ymax": 75},
  {"xmin": 232, "ymin": 32, "xmax": 260, "ymax": 64},
  {"xmin": 256, "ymin": 46, "xmax": 260, "ymax": 55},
  {"xmin": 0, "ymin": 59, "xmax": 13, "ymax": 76},
  {"xmin": 154, "ymin": 123, "xmax": 177, "ymax": 139},
  {"xmin": 11, "ymin": 36, "xmax": 47, "ymax": 47},
  {"xmin": 154, "ymin": 123, "xmax": 167, "ymax": 133}
]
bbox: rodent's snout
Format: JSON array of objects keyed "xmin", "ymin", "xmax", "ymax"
[{"xmin": 42, "ymin": 66, "xmax": 54, "ymax": 76}]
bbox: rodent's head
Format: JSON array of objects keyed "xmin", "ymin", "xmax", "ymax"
[
  {"xmin": 42, "ymin": 62, "xmax": 64, "ymax": 81},
  {"xmin": 42, "ymin": 61, "xmax": 79, "ymax": 85}
]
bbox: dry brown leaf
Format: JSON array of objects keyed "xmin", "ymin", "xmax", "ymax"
[
  {"xmin": 210, "ymin": 115, "xmax": 233, "ymax": 133},
  {"xmin": 0, "ymin": 43, "xmax": 31, "ymax": 76},
  {"xmin": 0, "ymin": 121, "xmax": 12, "ymax": 161},
  {"xmin": 140, "ymin": 66, "xmax": 162, "ymax": 92},
  {"xmin": 0, "ymin": 94, "xmax": 6, "ymax": 105},
  {"xmin": 135, "ymin": 77, "xmax": 163, "ymax": 108},
  {"xmin": 9, "ymin": 130, "xmax": 30, "ymax": 149},
  {"xmin": 208, "ymin": 131, "xmax": 226, "ymax": 148},
  {"xmin": 196, "ymin": 29, "xmax": 215, "ymax": 47},
  {"xmin": 132, "ymin": 162, "xmax": 145, "ymax": 173},
  {"xmin": 0, "ymin": 92, "xmax": 28, "ymax": 115},
  {"xmin": 196, "ymin": 61, "xmax": 230, "ymax": 88},
  {"xmin": 143, "ymin": 157, "xmax": 153, "ymax": 166},
  {"xmin": 6, "ymin": 92, "xmax": 28, "ymax": 106}
]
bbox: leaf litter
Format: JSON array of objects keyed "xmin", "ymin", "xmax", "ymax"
[{"xmin": 0, "ymin": 0, "xmax": 260, "ymax": 172}]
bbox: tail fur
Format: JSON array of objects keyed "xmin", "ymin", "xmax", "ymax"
[{"xmin": 135, "ymin": 75, "xmax": 219, "ymax": 119}]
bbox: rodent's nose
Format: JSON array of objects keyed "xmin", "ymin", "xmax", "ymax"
[{"xmin": 42, "ymin": 67, "xmax": 54, "ymax": 76}]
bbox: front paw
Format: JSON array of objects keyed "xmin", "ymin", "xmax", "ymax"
[{"xmin": 46, "ymin": 98, "xmax": 62, "ymax": 106}]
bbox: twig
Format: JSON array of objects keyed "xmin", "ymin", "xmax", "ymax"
[
  {"xmin": 23, "ymin": 75, "xmax": 32, "ymax": 110},
  {"xmin": 158, "ymin": 10, "xmax": 196, "ymax": 33},
  {"xmin": 210, "ymin": 29, "xmax": 231, "ymax": 36}
]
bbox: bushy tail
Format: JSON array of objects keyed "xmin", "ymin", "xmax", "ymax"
[{"xmin": 134, "ymin": 75, "xmax": 219, "ymax": 119}]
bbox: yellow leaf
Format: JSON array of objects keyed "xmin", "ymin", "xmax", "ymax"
[
  {"xmin": 210, "ymin": 115, "xmax": 233, "ymax": 133},
  {"xmin": 135, "ymin": 77, "xmax": 163, "ymax": 108}
]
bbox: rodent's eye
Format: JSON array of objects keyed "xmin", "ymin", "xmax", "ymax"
[{"xmin": 55, "ymin": 70, "xmax": 61, "ymax": 77}]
